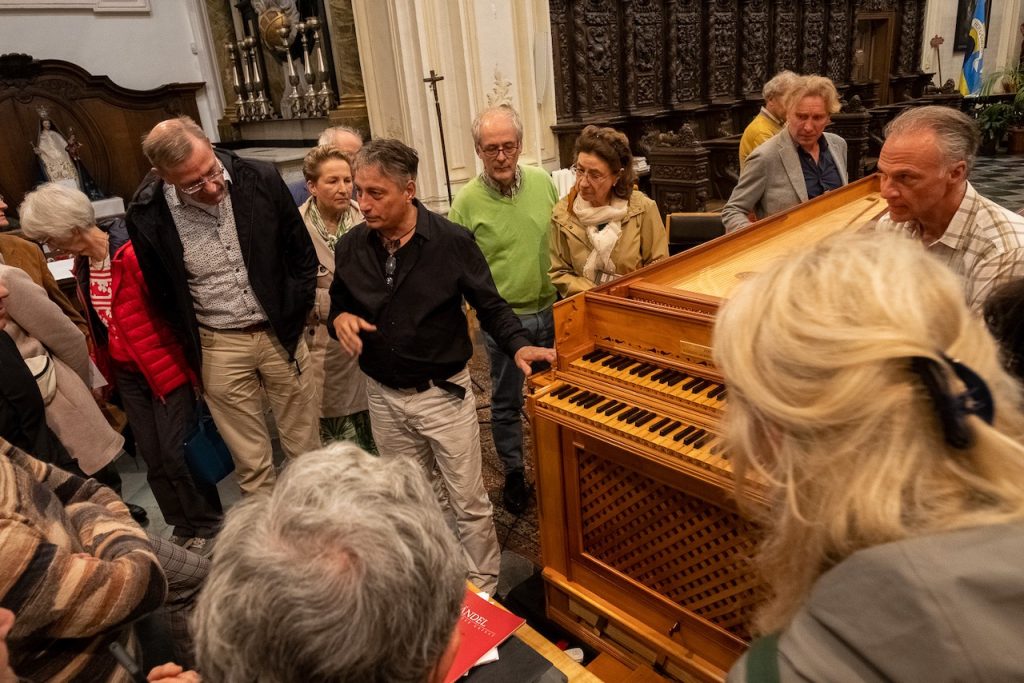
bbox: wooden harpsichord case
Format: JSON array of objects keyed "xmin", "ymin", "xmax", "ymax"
[{"xmin": 526, "ymin": 175, "xmax": 885, "ymax": 681}]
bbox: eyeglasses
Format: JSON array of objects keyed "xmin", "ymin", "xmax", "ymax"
[
  {"xmin": 480, "ymin": 142, "xmax": 520, "ymax": 159},
  {"xmin": 571, "ymin": 164, "xmax": 614, "ymax": 184},
  {"xmin": 385, "ymin": 253, "xmax": 397, "ymax": 292},
  {"xmin": 179, "ymin": 166, "xmax": 225, "ymax": 195}
]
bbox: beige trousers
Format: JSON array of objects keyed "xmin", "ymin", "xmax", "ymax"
[
  {"xmin": 366, "ymin": 368, "xmax": 501, "ymax": 594},
  {"xmin": 198, "ymin": 327, "xmax": 321, "ymax": 495}
]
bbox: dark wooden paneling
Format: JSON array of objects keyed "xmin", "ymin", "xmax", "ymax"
[{"xmin": 0, "ymin": 55, "xmax": 202, "ymax": 215}]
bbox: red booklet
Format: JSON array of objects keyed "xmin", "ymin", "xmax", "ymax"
[{"xmin": 443, "ymin": 589, "xmax": 526, "ymax": 682}]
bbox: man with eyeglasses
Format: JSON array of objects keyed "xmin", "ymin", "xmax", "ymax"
[
  {"xmin": 328, "ymin": 138, "xmax": 555, "ymax": 594},
  {"xmin": 448, "ymin": 105, "xmax": 558, "ymax": 515},
  {"xmin": 126, "ymin": 116, "xmax": 320, "ymax": 496}
]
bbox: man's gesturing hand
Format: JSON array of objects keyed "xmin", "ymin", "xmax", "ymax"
[
  {"xmin": 333, "ymin": 313, "xmax": 377, "ymax": 356},
  {"xmin": 514, "ymin": 345, "xmax": 557, "ymax": 375}
]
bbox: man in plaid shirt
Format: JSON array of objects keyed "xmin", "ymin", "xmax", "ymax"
[{"xmin": 875, "ymin": 105, "xmax": 1024, "ymax": 310}]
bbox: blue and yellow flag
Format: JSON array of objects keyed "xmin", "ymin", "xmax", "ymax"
[{"xmin": 959, "ymin": 0, "xmax": 986, "ymax": 96}]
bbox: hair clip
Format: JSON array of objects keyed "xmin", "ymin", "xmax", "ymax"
[{"xmin": 909, "ymin": 354, "xmax": 994, "ymax": 450}]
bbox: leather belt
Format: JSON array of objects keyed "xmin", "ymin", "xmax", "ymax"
[
  {"xmin": 204, "ymin": 321, "xmax": 271, "ymax": 334},
  {"xmin": 411, "ymin": 378, "xmax": 466, "ymax": 401}
]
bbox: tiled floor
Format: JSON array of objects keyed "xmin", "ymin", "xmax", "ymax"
[{"xmin": 970, "ymin": 153, "xmax": 1024, "ymax": 212}]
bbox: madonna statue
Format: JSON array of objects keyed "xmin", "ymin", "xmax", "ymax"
[{"xmin": 32, "ymin": 107, "xmax": 104, "ymax": 199}]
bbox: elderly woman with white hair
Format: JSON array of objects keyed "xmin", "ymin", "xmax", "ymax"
[
  {"xmin": 717, "ymin": 233, "xmax": 1024, "ymax": 681},
  {"xmin": 20, "ymin": 183, "xmax": 222, "ymax": 552}
]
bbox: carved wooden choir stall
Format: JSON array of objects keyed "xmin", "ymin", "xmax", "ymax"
[{"xmin": 528, "ymin": 175, "xmax": 887, "ymax": 681}]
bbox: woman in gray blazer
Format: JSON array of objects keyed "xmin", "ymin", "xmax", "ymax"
[{"xmin": 722, "ymin": 75, "xmax": 848, "ymax": 233}]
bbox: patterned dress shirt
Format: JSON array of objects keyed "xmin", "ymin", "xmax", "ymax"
[
  {"xmin": 875, "ymin": 182, "xmax": 1024, "ymax": 310},
  {"xmin": 163, "ymin": 170, "xmax": 268, "ymax": 328}
]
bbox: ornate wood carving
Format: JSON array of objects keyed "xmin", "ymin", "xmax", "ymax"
[
  {"xmin": 773, "ymin": 6, "xmax": 799, "ymax": 73},
  {"xmin": 896, "ymin": 0, "xmax": 921, "ymax": 74},
  {"xmin": 574, "ymin": 0, "xmax": 623, "ymax": 115},
  {"xmin": 708, "ymin": 1, "xmax": 738, "ymax": 101},
  {"xmin": 624, "ymin": 0, "xmax": 666, "ymax": 112},
  {"xmin": 547, "ymin": 0, "xmax": 931, "ymax": 170},
  {"xmin": 549, "ymin": 0, "xmax": 577, "ymax": 121},
  {"xmin": 669, "ymin": 0, "xmax": 703, "ymax": 105},
  {"xmin": 827, "ymin": 0, "xmax": 852, "ymax": 84},
  {"xmin": 741, "ymin": 0, "xmax": 769, "ymax": 96},
  {"xmin": 802, "ymin": 4, "xmax": 827, "ymax": 75}
]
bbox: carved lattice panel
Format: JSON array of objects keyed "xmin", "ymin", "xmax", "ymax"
[
  {"xmin": 577, "ymin": 452, "xmax": 761, "ymax": 638},
  {"xmin": 625, "ymin": 0, "xmax": 666, "ymax": 109}
]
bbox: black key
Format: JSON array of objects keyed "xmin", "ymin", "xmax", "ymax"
[
  {"xmin": 595, "ymin": 400, "xmax": 617, "ymax": 412},
  {"xmin": 719, "ymin": 389, "xmax": 728, "ymax": 400},
  {"xmin": 636, "ymin": 364, "xmax": 658, "ymax": 377},
  {"xmin": 683, "ymin": 429, "xmax": 707, "ymax": 446},
  {"xmin": 690, "ymin": 379, "xmax": 711, "ymax": 394},
  {"xmin": 582, "ymin": 394, "xmax": 605, "ymax": 408},
  {"xmin": 649, "ymin": 417, "xmax": 670, "ymax": 432},
  {"xmin": 626, "ymin": 409, "xmax": 651, "ymax": 425},
  {"xmin": 707, "ymin": 385, "xmax": 725, "ymax": 400},
  {"xmin": 665, "ymin": 372, "xmax": 687, "ymax": 386},
  {"xmin": 554, "ymin": 385, "xmax": 578, "ymax": 399},
  {"xmin": 569, "ymin": 391, "xmax": 594, "ymax": 405},
  {"xmin": 650, "ymin": 368, "xmax": 672, "ymax": 382},
  {"xmin": 710, "ymin": 442, "xmax": 723, "ymax": 455},
  {"xmin": 629, "ymin": 363, "xmax": 650, "ymax": 376},
  {"xmin": 694, "ymin": 434, "xmax": 713, "ymax": 449},
  {"xmin": 601, "ymin": 354, "xmax": 621, "ymax": 367},
  {"xmin": 673, "ymin": 425, "xmax": 697, "ymax": 442},
  {"xmin": 614, "ymin": 358, "xmax": 638, "ymax": 371},
  {"xmin": 682, "ymin": 378, "xmax": 701, "ymax": 391},
  {"xmin": 660, "ymin": 420, "xmax": 682, "ymax": 436},
  {"xmin": 605, "ymin": 402, "xmax": 626, "ymax": 416},
  {"xmin": 583, "ymin": 349, "xmax": 606, "ymax": 362},
  {"xmin": 634, "ymin": 412, "xmax": 656, "ymax": 427},
  {"xmin": 618, "ymin": 407, "xmax": 640, "ymax": 422}
]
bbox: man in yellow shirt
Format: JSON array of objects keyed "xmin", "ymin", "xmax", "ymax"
[{"xmin": 739, "ymin": 70, "xmax": 800, "ymax": 170}]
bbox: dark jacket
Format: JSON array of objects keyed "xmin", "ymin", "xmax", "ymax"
[{"xmin": 125, "ymin": 149, "xmax": 317, "ymax": 372}]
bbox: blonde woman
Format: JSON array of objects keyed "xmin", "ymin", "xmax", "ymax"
[
  {"xmin": 299, "ymin": 146, "xmax": 375, "ymax": 451},
  {"xmin": 715, "ymin": 233, "xmax": 1024, "ymax": 681}
]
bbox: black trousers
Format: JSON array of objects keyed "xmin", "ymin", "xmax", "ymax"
[{"xmin": 114, "ymin": 368, "xmax": 223, "ymax": 537}]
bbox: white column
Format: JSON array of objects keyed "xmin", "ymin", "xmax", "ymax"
[{"xmin": 352, "ymin": 0, "xmax": 558, "ymax": 212}]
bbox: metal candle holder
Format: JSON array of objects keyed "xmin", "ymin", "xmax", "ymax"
[
  {"xmin": 306, "ymin": 17, "xmax": 334, "ymax": 116},
  {"xmin": 226, "ymin": 42, "xmax": 248, "ymax": 121}
]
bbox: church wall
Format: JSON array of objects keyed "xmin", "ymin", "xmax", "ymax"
[
  {"xmin": 922, "ymin": 0, "xmax": 1024, "ymax": 92},
  {"xmin": 0, "ymin": 1, "xmax": 224, "ymax": 139}
]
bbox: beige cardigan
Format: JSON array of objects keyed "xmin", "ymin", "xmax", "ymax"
[{"xmin": 0, "ymin": 264, "xmax": 122, "ymax": 474}]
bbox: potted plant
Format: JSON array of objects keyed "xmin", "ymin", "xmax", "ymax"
[
  {"xmin": 1008, "ymin": 89, "xmax": 1024, "ymax": 154},
  {"xmin": 976, "ymin": 101, "xmax": 1014, "ymax": 154}
]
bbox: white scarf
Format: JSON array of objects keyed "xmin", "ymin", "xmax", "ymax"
[{"xmin": 574, "ymin": 195, "xmax": 628, "ymax": 286}]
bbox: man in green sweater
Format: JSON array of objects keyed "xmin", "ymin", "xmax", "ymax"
[{"xmin": 449, "ymin": 104, "xmax": 558, "ymax": 514}]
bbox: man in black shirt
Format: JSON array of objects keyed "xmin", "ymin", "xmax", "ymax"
[{"xmin": 329, "ymin": 139, "xmax": 555, "ymax": 593}]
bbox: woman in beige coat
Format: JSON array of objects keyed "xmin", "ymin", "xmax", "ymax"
[
  {"xmin": 549, "ymin": 125, "xmax": 668, "ymax": 298},
  {"xmin": 299, "ymin": 146, "xmax": 375, "ymax": 451},
  {"xmin": 0, "ymin": 264, "xmax": 122, "ymax": 475}
]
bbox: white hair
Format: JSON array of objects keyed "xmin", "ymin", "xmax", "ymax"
[
  {"xmin": 192, "ymin": 443, "xmax": 466, "ymax": 683},
  {"xmin": 19, "ymin": 183, "xmax": 96, "ymax": 242}
]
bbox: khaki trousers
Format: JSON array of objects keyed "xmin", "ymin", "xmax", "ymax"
[
  {"xmin": 198, "ymin": 327, "xmax": 321, "ymax": 495},
  {"xmin": 366, "ymin": 368, "xmax": 501, "ymax": 594}
]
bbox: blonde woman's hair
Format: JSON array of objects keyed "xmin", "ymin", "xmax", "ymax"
[
  {"xmin": 302, "ymin": 146, "xmax": 353, "ymax": 183},
  {"xmin": 713, "ymin": 232, "xmax": 1024, "ymax": 634},
  {"xmin": 19, "ymin": 182, "xmax": 95, "ymax": 242},
  {"xmin": 784, "ymin": 74, "xmax": 841, "ymax": 116}
]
